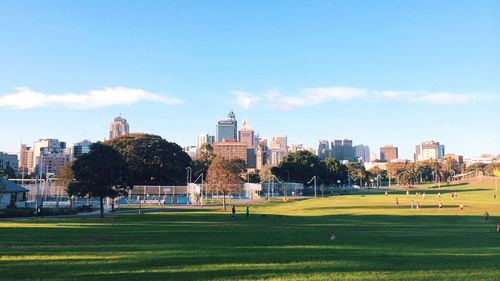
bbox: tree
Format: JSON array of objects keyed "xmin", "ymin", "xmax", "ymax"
[
  {"xmin": 322, "ymin": 158, "xmax": 347, "ymax": 185},
  {"xmin": 345, "ymin": 162, "xmax": 367, "ymax": 186},
  {"xmin": 0, "ymin": 165, "xmax": 16, "ymax": 179},
  {"xmin": 272, "ymin": 151, "xmax": 325, "ymax": 185},
  {"xmin": 191, "ymin": 143, "xmax": 216, "ymax": 181},
  {"xmin": 58, "ymin": 161, "xmax": 75, "ymax": 209},
  {"xmin": 106, "ymin": 134, "xmax": 191, "ymax": 185},
  {"xmin": 206, "ymin": 157, "xmax": 244, "ymax": 210},
  {"xmin": 71, "ymin": 143, "xmax": 131, "ymax": 218}
]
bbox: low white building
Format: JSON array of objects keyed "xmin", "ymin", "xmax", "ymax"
[{"xmin": 0, "ymin": 178, "xmax": 29, "ymax": 209}]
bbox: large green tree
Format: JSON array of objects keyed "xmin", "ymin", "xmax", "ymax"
[
  {"xmin": 70, "ymin": 143, "xmax": 131, "ymax": 218},
  {"xmin": 106, "ymin": 134, "xmax": 191, "ymax": 185},
  {"xmin": 191, "ymin": 143, "xmax": 216, "ymax": 181},
  {"xmin": 272, "ymin": 151, "xmax": 326, "ymax": 185}
]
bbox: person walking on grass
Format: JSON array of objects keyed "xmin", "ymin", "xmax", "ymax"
[
  {"xmin": 395, "ymin": 197, "xmax": 399, "ymax": 206},
  {"xmin": 484, "ymin": 211, "xmax": 489, "ymax": 223},
  {"xmin": 497, "ymin": 223, "xmax": 500, "ymax": 232},
  {"xmin": 246, "ymin": 205, "xmax": 249, "ymax": 218},
  {"xmin": 232, "ymin": 205, "xmax": 236, "ymax": 218}
]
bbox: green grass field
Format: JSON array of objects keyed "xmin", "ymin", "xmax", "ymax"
[{"xmin": 1, "ymin": 177, "xmax": 499, "ymax": 280}]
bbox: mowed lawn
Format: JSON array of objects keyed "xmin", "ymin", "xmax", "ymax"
[{"xmin": 0, "ymin": 178, "xmax": 499, "ymax": 280}]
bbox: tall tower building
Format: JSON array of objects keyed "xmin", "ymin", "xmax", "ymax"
[
  {"xmin": 216, "ymin": 110, "xmax": 237, "ymax": 142},
  {"xmin": 331, "ymin": 139, "xmax": 355, "ymax": 162},
  {"xmin": 354, "ymin": 145, "xmax": 370, "ymax": 163},
  {"xmin": 109, "ymin": 114, "xmax": 130, "ymax": 140},
  {"xmin": 380, "ymin": 145, "xmax": 398, "ymax": 162},
  {"xmin": 238, "ymin": 121, "xmax": 255, "ymax": 148},
  {"xmin": 317, "ymin": 140, "xmax": 330, "ymax": 159},
  {"xmin": 197, "ymin": 134, "xmax": 215, "ymax": 150},
  {"xmin": 31, "ymin": 139, "xmax": 66, "ymax": 172},
  {"xmin": 415, "ymin": 141, "xmax": 445, "ymax": 162}
]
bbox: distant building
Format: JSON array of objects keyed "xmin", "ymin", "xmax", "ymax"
[
  {"xmin": 380, "ymin": 145, "xmax": 398, "ymax": 162},
  {"xmin": 317, "ymin": 140, "xmax": 330, "ymax": 159},
  {"xmin": 465, "ymin": 154, "xmax": 495, "ymax": 166},
  {"xmin": 0, "ymin": 152, "xmax": 18, "ymax": 176},
  {"xmin": 18, "ymin": 144, "xmax": 30, "ymax": 175},
  {"xmin": 444, "ymin": 153, "xmax": 464, "ymax": 166},
  {"xmin": 39, "ymin": 153, "xmax": 69, "ymax": 176},
  {"xmin": 31, "ymin": 139, "xmax": 67, "ymax": 173},
  {"xmin": 256, "ymin": 139, "xmax": 269, "ymax": 170},
  {"xmin": 354, "ymin": 145, "xmax": 370, "ymax": 163},
  {"xmin": 109, "ymin": 114, "xmax": 130, "ymax": 140},
  {"xmin": 183, "ymin": 146, "xmax": 198, "ymax": 159},
  {"xmin": 271, "ymin": 134, "xmax": 288, "ymax": 156},
  {"xmin": 415, "ymin": 141, "xmax": 445, "ymax": 162},
  {"xmin": 238, "ymin": 121, "xmax": 255, "ymax": 148},
  {"xmin": 369, "ymin": 152, "xmax": 378, "ymax": 162},
  {"xmin": 269, "ymin": 148, "xmax": 286, "ymax": 166},
  {"xmin": 216, "ymin": 110, "xmax": 237, "ymax": 142},
  {"xmin": 70, "ymin": 140, "xmax": 92, "ymax": 160},
  {"xmin": 197, "ymin": 134, "xmax": 215, "ymax": 151},
  {"xmin": 212, "ymin": 141, "xmax": 247, "ymax": 164},
  {"xmin": 331, "ymin": 139, "xmax": 355, "ymax": 162}
]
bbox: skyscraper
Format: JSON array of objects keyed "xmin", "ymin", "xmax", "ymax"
[
  {"xmin": 354, "ymin": 145, "xmax": 370, "ymax": 163},
  {"xmin": 317, "ymin": 140, "xmax": 330, "ymax": 159},
  {"xmin": 415, "ymin": 141, "xmax": 445, "ymax": 162},
  {"xmin": 197, "ymin": 134, "xmax": 215, "ymax": 150},
  {"xmin": 216, "ymin": 110, "xmax": 237, "ymax": 142},
  {"xmin": 380, "ymin": 145, "xmax": 398, "ymax": 162},
  {"xmin": 331, "ymin": 139, "xmax": 355, "ymax": 162},
  {"xmin": 109, "ymin": 114, "xmax": 130, "ymax": 140},
  {"xmin": 238, "ymin": 121, "xmax": 254, "ymax": 148},
  {"xmin": 31, "ymin": 139, "xmax": 67, "ymax": 172}
]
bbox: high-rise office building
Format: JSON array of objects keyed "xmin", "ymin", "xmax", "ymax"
[
  {"xmin": 354, "ymin": 145, "xmax": 370, "ymax": 163},
  {"xmin": 18, "ymin": 144, "xmax": 30, "ymax": 174},
  {"xmin": 318, "ymin": 140, "xmax": 330, "ymax": 159},
  {"xmin": 31, "ymin": 139, "xmax": 66, "ymax": 172},
  {"xmin": 238, "ymin": 121, "xmax": 255, "ymax": 148},
  {"xmin": 70, "ymin": 140, "xmax": 92, "ymax": 160},
  {"xmin": 212, "ymin": 141, "xmax": 248, "ymax": 164},
  {"xmin": 331, "ymin": 139, "xmax": 355, "ymax": 162},
  {"xmin": 256, "ymin": 139, "xmax": 269, "ymax": 170},
  {"xmin": 197, "ymin": 134, "xmax": 215, "ymax": 150},
  {"xmin": 271, "ymin": 134, "xmax": 288, "ymax": 156},
  {"xmin": 109, "ymin": 114, "xmax": 130, "ymax": 140},
  {"xmin": 216, "ymin": 110, "xmax": 237, "ymax": 142},
  {"xmin": 415, "ymin": 141, "xmax": 445, "ymax": 162},
  {"xmin": 380, "ymin": 145, "xmax": 398, "ymax": 162}
]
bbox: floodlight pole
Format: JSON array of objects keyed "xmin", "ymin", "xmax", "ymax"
[{"xmin": 307, "ymin": 176, "xmax": 317, "ymax": 198}]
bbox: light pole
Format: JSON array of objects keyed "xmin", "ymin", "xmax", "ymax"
[
  {"xmin": 397, "ymin": 172, "xmax": 404, "ymax": 188},
  {"xmin": 185, "ymin": 167, "xmax": 192, "ymax": 205},
  {"xmin": 193, "ymin": 173, "xmax": 204, "ymax": 207},
  {"xmin": 307, "ymin": 176, "xmax": 317, "ymax": 198}
]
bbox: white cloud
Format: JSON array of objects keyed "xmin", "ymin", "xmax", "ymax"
[
  {"xmin": 232, "ymin": 87, "xmax": 487, "ymax": 109},
  {"xmin": 408, "ymin": 92, "xmax": 476, "ymax": 104},
  {"xmin": 232, "ymin": 91, "xmax": 260, "ymax": 109},
  {"xmin": 0, "ymin": 87, "xmax": 182, "ymax": 109},
  {"xmin": 264, "ymin": 87, "xmax": 368, "ymax": 109}
]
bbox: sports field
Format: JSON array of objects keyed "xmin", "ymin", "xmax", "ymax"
[{"xmin": 1, "ymin": 177, "xmax": 499, "ymax": 280}]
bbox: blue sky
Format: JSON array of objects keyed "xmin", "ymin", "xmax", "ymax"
[{"xmin": 1, "ymin": 0, "xmax": 499, "ymax": 159}]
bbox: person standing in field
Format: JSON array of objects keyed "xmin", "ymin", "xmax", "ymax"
[
  {"xmin": 459, "ymin": 203, "xmax": 464, "ymax": 212},
  {"xmin": 438, "ymin": 201, "xmax": 443, "ymax": 209},
  {"xmin": 232, "ymin": 205, "xmax": 236, "ymax": 218},
  {"xmin": 484, "ymin": 211, "xmax": 489, "ymax": 223},
  {"xmin": 410, "ymin": 200, "xmax": 414, "ymax": 209},
  {"xmin": 246, "ymin": 205, "xmax": 249, "ymax": 218},
  {"xmin": 395, "ymin": 197, "xmax": 399, "ymax": 206}
]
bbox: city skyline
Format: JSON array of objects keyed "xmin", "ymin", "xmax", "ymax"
[{"xmin": 1, "ymin": 1, "xmax": 499, "ymax": 158}]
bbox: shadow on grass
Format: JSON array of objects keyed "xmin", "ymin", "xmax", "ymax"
[{"xmin": 1, "ymin": 211, "xmax": 499, "ymax": 280}]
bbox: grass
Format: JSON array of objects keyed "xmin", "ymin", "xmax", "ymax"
[{"xmin": 0, "ymin": 177, "xmax": 499, "ymax": 280}]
